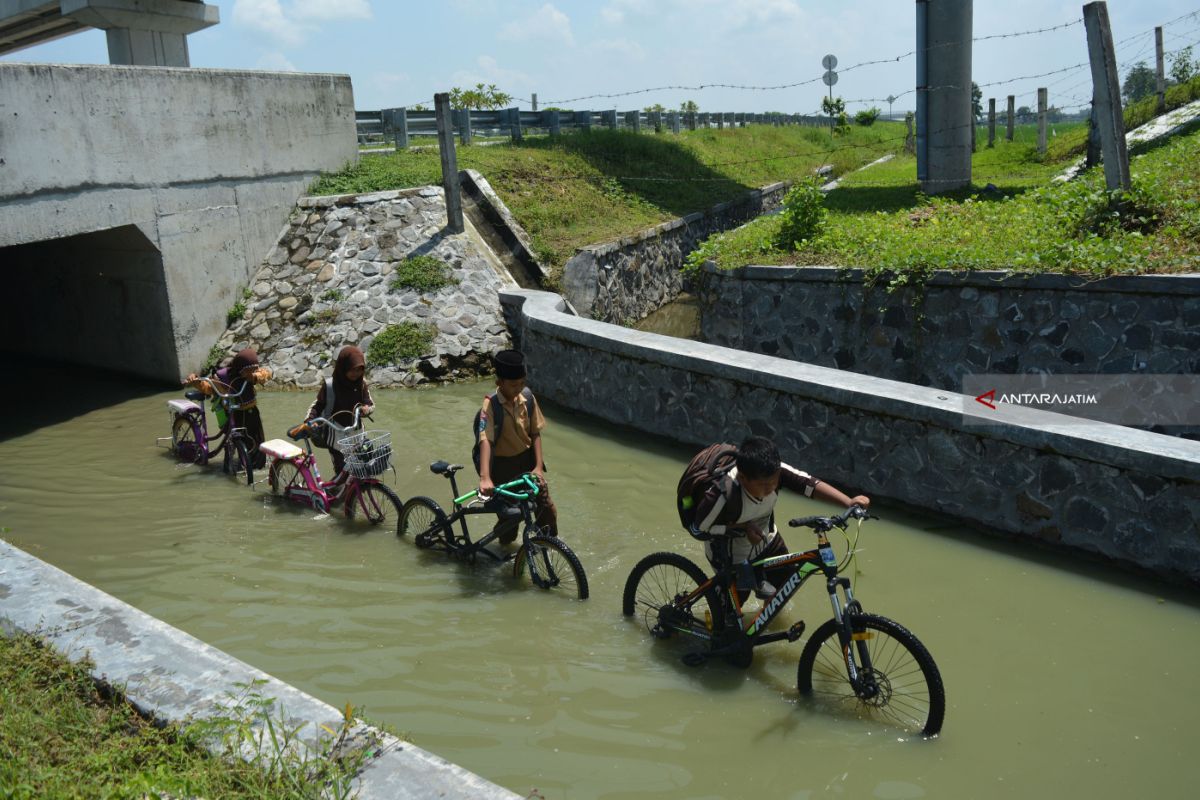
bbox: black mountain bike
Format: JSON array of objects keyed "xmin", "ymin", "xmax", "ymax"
[
  {"xmin": 621, "ymin": 506, "xmax": 945, "ymax": 736},
  {"xmin": 398, "ymin": 461, "xmax": 589, "ymax": 600}
]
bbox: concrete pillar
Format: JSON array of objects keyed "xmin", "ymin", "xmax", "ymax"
[
  {"xmin": 917, "ymin": 0, "xmax": 973, "ymax": 194},
  {"xmin": 62, "ymin": 0, "xmax": 218, "ymax": 67}
]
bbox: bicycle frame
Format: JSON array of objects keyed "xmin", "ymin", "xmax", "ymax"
[
  {"xmin": 168, "ymin": 379, "xmax": 251, "ymax": 463},
  {"xmin": 420, "ymin": 466, "xmax": 542, "ymax": 563},
  {"xmin": 269, "ymin": 407, "xmax": 385, "ymax": 516}
]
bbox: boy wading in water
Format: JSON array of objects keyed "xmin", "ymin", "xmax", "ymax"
[{"xmin": 476, "ymin": 350, "xmax": 558, "ymax": 543}]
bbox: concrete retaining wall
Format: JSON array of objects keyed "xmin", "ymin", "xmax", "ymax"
[
  {"xmin": 561, "ymin": 181, "xmax": 790, "ymax": 323},
  {"xmin": 699, "ymin": 265, "xmax": 1200, "ymax": 387},
  {"xmin": 0, "ymin": 539, "xmax": 520, "ymax": 799},
  {"xmin": 0, "ymin": 62, "xmax": 357, "ymax": 380},
  {"xmin": 501, "ymin": 289, "xmax": 1200, "ymax": 586}
]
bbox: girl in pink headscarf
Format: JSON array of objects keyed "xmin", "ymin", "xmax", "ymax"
[{"xmin": 305, "ymin": 346, "xmax": 375, "ymax": 476}]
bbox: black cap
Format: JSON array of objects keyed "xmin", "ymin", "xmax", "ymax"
[{"xmin": 493, "ymin": 349, "xmax": 527, "ymax": 380}]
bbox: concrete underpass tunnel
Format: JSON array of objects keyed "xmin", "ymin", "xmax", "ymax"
[{"xmin": 1, "ymin": 225, "xmax": 179, "ymax": 383}]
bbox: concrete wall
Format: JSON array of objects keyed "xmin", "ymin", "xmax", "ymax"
[
  {"xmin": 501, "ymin": 289, "xmax": 1200, "ymax": 586},
  {"xmin": 0, "ymin": 62, "xmax": 357, "ymax": 379},
  {"xmin": 698, "ymin": 266, "xmax": 1200, "ymax": 387},
  {"xmin": 0, "ymin": 540, "xmax": 521, "ymax": 799},
  {"xmin": 561, "ymin": 181, "xmax": 790, "ymax": 323}
]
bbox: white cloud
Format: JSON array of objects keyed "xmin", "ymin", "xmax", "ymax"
[
  {"xmin": 255, "ymin": 51, "xmax": 298, "ymax": 71},
  {"xmin": 292, "ymin": 0, "xmax": 372, "ymax": 21},
  {"xmin": 232, "ymin": 0, "xmax": 305, "ymax": 47},
  {"xmin": 450, "ymin": 55, "xmax": 532, "ymax": 95},
  {"xmin": 600, "ymin": 0, "xmax": 649, "ymax": 25},
  {"xmin": 498, "ymin": 3, "xmax": 574, "ymax": 46}
]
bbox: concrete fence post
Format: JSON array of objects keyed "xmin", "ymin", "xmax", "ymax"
[
  {"xmin": 651, "ymin": 110, "xmax": 662, "ymax": 133},
  {"xmin": 1155, "ymin": 26, "xmax": 1166, "ymax": 114},
  {"xmin": 1086, "ymin": 104, "xmax": 1102, "ymax": 167},
  {"xmin": 532, "ymin": 93, "xmax": 538, "ymax": 112},
  {"xmin": 670, "ymin": 111, "xmax": 680, "ymax": 134},
  {"xmin": 1083, "ymin": 1, "xmax": 1131, "ymax": 191},
  {"xmin": 434, "ymin": 93, "xmax": 464, "ymax": 234},
  {"xmin": 603, "ymin": 109, "xmax": 617, "ymax": 129},
  {"xmin": 547, "ymin": 109, "xmax": 561, "ymax": 136},
  {"xmin": 627, "ymin": 110, "xmax": 641, "ymax": 133},
  {"xmin": 576, "ymin": 110, "xmax": 592, "ymax": 132},
  {"xmin": 509, "ymin": 107, "xmax": 523, "ymax": 142},
  {"xmin": 457, "ymin": 107, "xmax": 472, "ymax": 145},
  {"xmin": 987, "ymin": 98, "xmax": 996, "ymax": 147},
  {"xmin": 1037, "ymin": 87, "xmax": 1048, "ymax": 154},
  {"xmin": 1006, "ymin": 95, "xmax": 1015, "ymax": 141}
]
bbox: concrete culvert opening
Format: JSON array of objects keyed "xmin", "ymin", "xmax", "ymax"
[{"xmin": 0, "ymin": 225, "xmax": 178, "ymax": 382}]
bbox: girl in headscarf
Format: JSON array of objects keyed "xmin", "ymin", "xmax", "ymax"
[
  {"xmin": 185, "ymin": 347, "xmax": 271, "ymax": 468},
  {"xmin": 305, "ymin": 346, "xmax": 375, "ymax": 477}
]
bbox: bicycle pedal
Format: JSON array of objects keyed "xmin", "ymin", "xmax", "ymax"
[{"xmin": 786, "ymin": 620, "xmax": 807, "ymax": 643}]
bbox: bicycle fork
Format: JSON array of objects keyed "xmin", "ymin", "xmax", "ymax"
[{"xmin": 825, "ymin": 576, "xmax": 877, "ymax": 697}]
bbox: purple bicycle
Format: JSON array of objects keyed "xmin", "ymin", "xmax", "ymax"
[{"xmin": 162, "ymin": 376, "xmax": 256, "ymax": 485}]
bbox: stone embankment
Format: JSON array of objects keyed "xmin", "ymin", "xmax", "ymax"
[{"xmin": 219, "ymin": 187, "xmax": 515, "ymax": 388}]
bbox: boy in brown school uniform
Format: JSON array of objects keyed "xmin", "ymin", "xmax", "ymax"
[{"xmin": 476, "ymin": 349, "xmax": 558, "ymax": 542}]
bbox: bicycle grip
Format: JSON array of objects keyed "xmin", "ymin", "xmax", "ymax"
[
  {"xmin": 788, "ymin": 516, "xmax": 825, "ymax": 529},
  {"xmin": 287, "ymin": 424, "xmax": 309, "ymax": 440}
]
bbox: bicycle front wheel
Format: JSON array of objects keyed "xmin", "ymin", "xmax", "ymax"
[
  {"xmin": 171, "ymin": 415, "xmax": 205, "ymax": 465},
  {"xmin": 224, "ymin": 436, "xmax": 254, "ymax": 486},
  {"xmin": 797, "ymin": 613, "xmax": 945, "ymax": 737},
  {"xmin": 347, "ymin": 482, "xmax": 403, "ymax": 532},
  {"xmin": 399, "ymin": 496, "xmax": 450, "ymax": 549},
  {"xmin": 621, "ymin": 552, "xmax": 724, "ymax": 641},
  {"xmin": 513, "ymin": 535, "xmax": 589, "ymax": 600}
]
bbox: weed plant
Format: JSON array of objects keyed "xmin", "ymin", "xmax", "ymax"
[
  {"xmin": 388, "ymin": 255, "xmax": 458, "ymax": 292},
  {"xmin": 366, "ymin": 322, "xmax": 435, "ymax": 366}
]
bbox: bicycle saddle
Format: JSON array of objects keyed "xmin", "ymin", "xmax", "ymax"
[
  {"xmin": 184, "ymin": 389, "xmax": 206, "ymax": 403},
  {"xmin": 429, "ymin": 460, "xmax": 464, "ymax": 475}
]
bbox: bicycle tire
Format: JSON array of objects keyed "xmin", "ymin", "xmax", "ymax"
[
  {"xmin": 513, "ymin": 535, "xmax": 589, "ymax": 600},
  {"xmin": 347, "ymin": 482, "xmax": 403, "ymax": 533},
  {"xmin": 269, "ymin": 460, "xmax": 304, "ymax": 497},
  {"xmin": 621, "ymin": 552, "xmax": 725, "ymax": 642},
  {"xmin": 171, "ymin": 415, "xmax": 206, "ymax": 465},
  {"xmin": 797, "ymin": 613, "xmax": 945, "ymax": 737},
  {"xmin": 225, "ymin": 436, "xmax": 254, "ymax": 486},
  {"xmin": 399, "ymin": 496, "xmax": 450, "ymax": 549}
]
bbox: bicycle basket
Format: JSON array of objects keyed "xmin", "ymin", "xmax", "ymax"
[{"xmin": 339, "ymin": 430, "xmax": 393, "ymax": 478}]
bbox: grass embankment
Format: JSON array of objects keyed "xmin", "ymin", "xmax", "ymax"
[
  {"xmin": 311, "ymin": 123, "xmax": 905, "ymax": 277},
  {"xmin": 691, "ymin": 107, "xmax": 1200, "ymax": 278},
  {"xmin": 0, "ymin": 632, "xmax": 364, "ymax": 799}
]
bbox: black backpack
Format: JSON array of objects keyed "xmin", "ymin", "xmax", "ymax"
[
  {"xmin": 676, "ymin": 443, "xmax": 739, "ymax": 535},
  {"xmin": 471, "ymin": 388, "xmax": 536, "ymax": 474}
]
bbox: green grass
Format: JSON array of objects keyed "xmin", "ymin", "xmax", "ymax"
[
  {"xmin": 312, "ymin": 124, "xmax": 906, "ymax": 275},
  {"xmin": 0, "ymin": 632, "xmax": 369, "ymax": 799},
  {"xmin": 366, "ymin": 322, "xmax": 436, "ymax": 366},
  {"xmin": 690, "ymin": 124, "xmax": 1200, "ymax": 279},
  {"xmin": 388, "ymin": 254, "xmax": 458, "ymax": 292}
]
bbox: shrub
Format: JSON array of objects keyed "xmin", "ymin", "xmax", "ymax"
[
  {"xmin": 366, "ymin": 322, "xmax": 435, "ymax": 366},
  {"xmin": 775, "ymin": 180, "xmax": 828, "ymax": 250},
  {"xmin": 388, "ymin": 255, "xmax": 458, "ymax": 293},
  {"xmin": 855, "ymin": 108, "xmax": 881, "ymax": 127},
  {"xmin": 226, "ymin": 299, "xmax": 246, "ymax": 326}
]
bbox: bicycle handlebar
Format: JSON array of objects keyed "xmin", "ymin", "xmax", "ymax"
[
  {"xmin": 788, "ymin": 504, "xmax": 874, "ymax": 532},
  {"xmin": 186, "ymin": 376, "xmax": 248, "ymax": 402},
  {"xmin": 289, "ymin": 404, "xmax": 373, "ymax": 440},
  {"xmin": 456, "ymin": 473, "xmax": 541, "ymax": 505}
]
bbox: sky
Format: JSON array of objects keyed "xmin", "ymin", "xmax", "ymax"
[{"xmin": 4, "ymin": 1, "xmax": 1199, "ymax": 115}]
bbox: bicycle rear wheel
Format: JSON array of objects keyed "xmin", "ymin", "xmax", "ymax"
[
  {"xmin": 347, "ymin": 482, "xmax": 403, "ymax": 532},
  {"xmin": 171, "ymin": 415, "xmax": 205, "ymax": 465},
  {"xmin": 621, "ymin": 552, "xmax": 724, "ymax": 642},
  {"xmin": 269, "ymin": 460, "xmax": 305, "ymax": 496},
  {"xmin": 399, "ymin": 496, "xmax": 451, "ymax": 550},
  {"xmin": 513, "ymin": 535, "xmax": 589, "ymax": 600},
  {"xmin": 797, "ymin": 613, "xmax": 945, "ymax": 737}
]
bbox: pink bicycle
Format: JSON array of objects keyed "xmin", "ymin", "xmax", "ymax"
[
  {"xmin": 261, "ymin": 406, "xmax": 403, "ymax": 531},
  {"xmin": 163, "ymin": 376, "xmax": 257, "ymax": 485}
]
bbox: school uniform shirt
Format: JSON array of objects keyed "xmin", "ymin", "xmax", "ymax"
[
  {"xmin": 698, "ymin": 464, "xmax": 820, "ymax": 564},
  {"xmin": 480, "ymin": 390, "xmax": 544, "ymax": 457}
]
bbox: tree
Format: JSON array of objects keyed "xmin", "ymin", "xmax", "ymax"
[
  {"xmin": 1016, "ymin": 105, "xmax": 1034, "ymax": 123},
  {"xmin": 1121, "ymin": 62, "xmax": 1157, "ymax": 104},
  {"xmin": 821, "ymin": 95, "xmax": 849, "ymax": 133},
  {"xmin": 448, "ymin": 83, "xmax": 512, "ymax": 110},
  {"xmin": 643, "ymin": 103, "xmax": 666, "ymax": 113},
  {"xmin": 680, "ymin": 100, "xmax": 699, "ymax": 114},
  {"xmin": 1169, "ymin": 45, "xmax": 1197, "ymax": 85},
  {"xmin": 971, "ymin": 81, "xmax": 983, "ymax": 121},
  {"xmin": 854, "ymin": 107, "xmax": 880, "ymax": 126}
]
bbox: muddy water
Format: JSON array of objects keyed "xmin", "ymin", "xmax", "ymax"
[{"xmin": 1, "ymin": 370, "xmax": 1198, "ymax": 799}]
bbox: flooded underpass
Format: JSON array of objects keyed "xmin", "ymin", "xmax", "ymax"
[{"xmin": 2, "ymin": 370, "xmax": 1198, "ymax": 799}]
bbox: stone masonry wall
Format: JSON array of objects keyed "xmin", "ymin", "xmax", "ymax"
[
  {"xmin": 502, "ymin": 289, "xmax": 1200, "ymax": 586},
  {"xmin": 699, "ymin": 266, "xmax": 1200, "ymax": 387},
  {"xmin": 219, "ymin": 188, "xmax": 513, "ymax": 387},
  {"xmin": 561, "ymin": 181, "xmax": 790, "ymax": 323}
]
